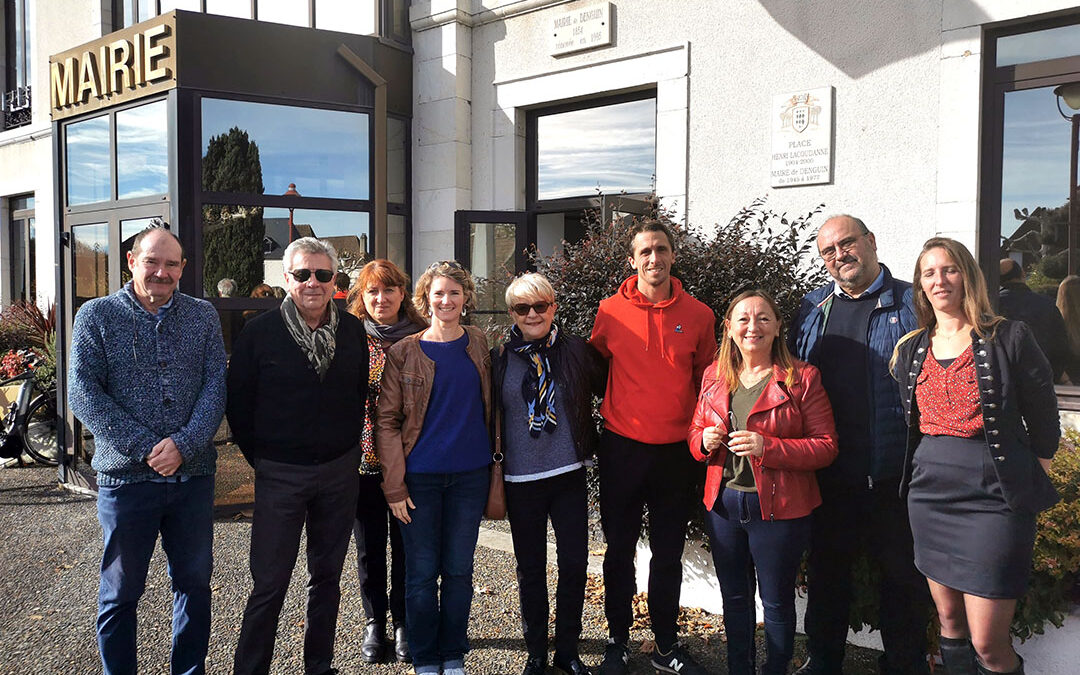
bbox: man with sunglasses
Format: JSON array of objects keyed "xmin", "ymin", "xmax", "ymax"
[
  {"xmin": 590, "ymin": 220, "xmax": 717, "ymax": 675},
  {"xmin": 789, "ymin": 215, "xmax": 930, "ymax": 675},
  {"xmin": 228, "ymin": 237, "xmax": 369, "ymax": 675}
]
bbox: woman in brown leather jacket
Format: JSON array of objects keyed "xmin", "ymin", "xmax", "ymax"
[{"xmin": 375, "ymin": 260, "xmax": 491, "ymax": 675}]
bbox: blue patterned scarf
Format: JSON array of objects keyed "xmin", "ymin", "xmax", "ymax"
[{"xmin": 507, "ymin": 323, "xmax": 559, "ymax": 437}]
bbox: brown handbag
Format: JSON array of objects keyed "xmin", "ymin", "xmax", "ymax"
[{"xmin": 485, "ymin": 363, "xmax": 507, "ymax": 520}]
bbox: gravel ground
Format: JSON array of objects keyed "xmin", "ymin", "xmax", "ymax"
[{"xmin": 0, "ymin": 464, "xmax": 882, "ymax": 674}]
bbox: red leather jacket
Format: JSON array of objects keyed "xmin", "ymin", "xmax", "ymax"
[{"xmin": 688, "ymin": 360, "xmax": 838, "ymax": 520}]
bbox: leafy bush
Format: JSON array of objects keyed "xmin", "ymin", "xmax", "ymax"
[
  {"xmin": 518, "ymin": 195, "xmax": 826, "ymax": 540},
  {"xmin": 1014, "ymin": 429, "xmax": 1080, "ymax": 640}
]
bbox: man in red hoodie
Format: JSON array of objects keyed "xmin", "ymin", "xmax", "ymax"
[{"xmin": 590, "ymin": 220, "xmax": 717, "ymax": 675}]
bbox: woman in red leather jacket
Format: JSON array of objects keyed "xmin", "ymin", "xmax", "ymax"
[{"xmin": 688, "ymin": 289, "xmax": 838, "ymax": 675}]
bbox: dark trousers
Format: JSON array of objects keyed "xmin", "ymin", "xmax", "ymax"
[
  {"xmin": 506, "ymin": 468, "xmax": 589, "ymax": 661},
  {"xmin": 96, "ymin": 476, "xmax": 215, "ymax": 675},
  {"xmin": 399, "ymin": 467, "xmax": 489, "ymax": 671},
  {"xmin": 234, "ymin": 450, "xmax": 360, "ymax": 675},
  {"xmin": 354, "ymin": 473, "xmax": 406, "ymax": 627},
  {"xmin": 803, "ymin": 480, "xmax": 931, "ymax": 674},
  {"xmin": 599, "ymin": 430, "xmax": 696, "ymax": 651},
  {"xmin": 706, "ymin": 489, "xmax": 810, "ymax": 675}
]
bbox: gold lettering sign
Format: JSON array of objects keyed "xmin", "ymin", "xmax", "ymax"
[{"xmin": 50, "ymin": 12, "xmax": 177, "ymax": 120}]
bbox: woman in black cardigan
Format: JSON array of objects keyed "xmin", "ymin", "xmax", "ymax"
[{"xmin": 891, "ymin": 238, "xmax": 1059, "ymax": 675}]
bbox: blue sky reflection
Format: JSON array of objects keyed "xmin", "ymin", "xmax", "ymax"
[
  {"xmin": 66, "ymin": 115, "xmax": 110, "ymax": 206},
  {"xmin": 202, "ymin": 98, "xmax": 370, "ymax": 200},
  {"xmin": 537, "ymin": 98, "xmax": 655, "ymax": 200},
  {"xmin": 1000, "ymin": 86, "xmax": 1072, "ymax": 238},
  {"xmin": 117, "ymin": 100, "xmax": 168, "ymax": 199}
]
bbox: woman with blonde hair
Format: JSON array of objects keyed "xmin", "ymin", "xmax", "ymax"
[
  {"xmin": 688, "ymin": 289, "xmax": 837, "ymax": 675},
  {"xmin": 492, "ymin": 273, "xmax": 605, "ymax": 675},
  {"xmin": 892, "ymin": 238, "xmax": 1060, "ymax": 675},
  {"xmin": 1056, "ymin": 274, "xmax": 1080, "ymax": 384},
  {"xmin": 347, "ymin": 259, "xmax": 426, "ymax": 663},
  {"xmin": 376, "ymin": 260, "xmax": 491, "ymax": 675}
]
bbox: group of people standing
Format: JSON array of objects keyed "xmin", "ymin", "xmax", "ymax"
[{"xmin": 69, "ymin": 212, "xmax": 1060, "ymax": 675}]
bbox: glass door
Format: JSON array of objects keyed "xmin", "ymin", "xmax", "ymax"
[
  {"xmin": 60, "ymin": 205, "xmax": 169, "ymax": 485},
  {"xmin": 454, "ymin": 210, "xmax": 530, "ymax": 337}
]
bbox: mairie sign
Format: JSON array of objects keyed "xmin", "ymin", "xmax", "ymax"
[{"xmin": 50, "ymin": 12, "xmax": 176, "ymax": 120}]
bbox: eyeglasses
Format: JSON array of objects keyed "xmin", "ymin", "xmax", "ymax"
[
  {"xmin": 510, "ymin": 301, "xmax": 552, "ymax": 316},
  {"xmin": 288, "ymin": 268, "xmax": 334, "ymax": 283},
  {"xmin": 427, "ymin": 260, "xmax": 464, "ymax": 273},
  {"xmin": 819, "ymin": 233, "xmax": 865, "ymax": 262}
]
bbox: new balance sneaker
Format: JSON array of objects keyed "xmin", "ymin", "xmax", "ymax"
[
  {"xmin": 597, "ymin": 638, "xmax": 629, "ymax": 675},
  {"xmin": 650, "ymin": 642, "xmax": 710, "ymax": 674}
]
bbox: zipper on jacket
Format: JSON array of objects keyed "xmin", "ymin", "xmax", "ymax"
[
  {"xmin": 770, "ymin": 480, "xmax": 776, "ymax": 521},
  {"xmin": 867, "ymin": 475, "xmax": 874, "ymax": 490}
]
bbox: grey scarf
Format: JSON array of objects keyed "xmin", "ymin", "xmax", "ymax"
[{"xmin": 280, "ymin": 296, "xmax": 339, "ymax": 380}]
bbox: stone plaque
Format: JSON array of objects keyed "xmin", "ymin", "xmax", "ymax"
[
  {"xmin": 770, "ymin": 86, "xmax": 834, "ymax": 187},
  {"xmin": 551, "ymin": 2, "xmax": 612, "ymax": 56}
]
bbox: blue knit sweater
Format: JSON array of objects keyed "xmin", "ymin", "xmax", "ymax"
[{"xmin": 69, "ymin": 284, "xmax": 227, "ymax": 486}]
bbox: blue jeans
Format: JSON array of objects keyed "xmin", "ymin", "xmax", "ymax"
[
  {"xmin": 96, "ymin": 475, "xmax": 215, "ymax": 675},
  {"xmin": 399, "ymin": 466, "xmax": 489, "ymax": 671},
  {"xmin": 705, "ymin": 489, "xmax": 810, "ymax": 675}
]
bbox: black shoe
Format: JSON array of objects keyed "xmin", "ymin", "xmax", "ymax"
[
  {"xmin": 393, "ymin": 624, "xmax": 411, "ymax": 663},
  {"xmin": 553, "ymin": 654, "xmax": 593, "ymax": 675},
  {"xmin": 975, "ymin": 654, "xmax": 1024, "ymax": 675},
  {"xmin": 939, "ymin": 636, "xmax": 977, "ymax": 675},
  {"xmin": 361, "ymin": 620, "xmax": 387, "ymax": 663},
  {"xmin": 650, "ymin": 642, "xmax": 709, "ymax": 675},
  {"xmin": 597, "ymin": 639, "xmax": 629, "ymax": 675},
  {"xmin": 522, "ymin": 654, "xmax": 548, "ymax": 675}
]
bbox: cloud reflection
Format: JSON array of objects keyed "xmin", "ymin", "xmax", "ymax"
[{"xmin": 537, "ymin": 98, "xmax": 655, "ymax": 200}]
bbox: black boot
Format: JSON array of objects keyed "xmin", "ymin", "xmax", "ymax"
[
  {"xmin": 361, "ymin": 619, "xmax": 387, "ymax": 663},
  {"xmin": 976, "ymin": 653, "xmax": 1024, "ymax": 675},
  {"xmin": 393, "ymin": 624, "xmax": 411, "ymax": 663},
  {"xmin": 939, "ymin": 636, "xmax": 977, "ymax": 675}
]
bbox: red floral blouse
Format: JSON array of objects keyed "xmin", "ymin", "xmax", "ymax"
[{"xmin": 916, "ymin": 345, "xmax": 984, "ymax": 438}]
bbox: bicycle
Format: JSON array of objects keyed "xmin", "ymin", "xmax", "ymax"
[{"xmin": 0, "ymin": 370, "xmax": 60, "ymax": 466}]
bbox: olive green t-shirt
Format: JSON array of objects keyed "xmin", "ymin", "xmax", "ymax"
[{"xmin": 722, "ymin": 373, "xmax": 772, "ymax": 493}]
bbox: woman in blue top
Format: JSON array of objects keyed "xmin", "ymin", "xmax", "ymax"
[{"xmin": 376, "ymin": 260, "xmax": 492, "ymax": 675}]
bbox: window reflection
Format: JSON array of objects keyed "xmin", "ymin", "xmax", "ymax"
[
  {"xmin": 999, "ymin": 86, "xmax": 1071, "ymax": 289},
  {"xmin": 202, "ymin": 204, "xmax": 371, "ymax": 298},
  {"xmin": 117, "ymin": 100, "xmax": 169, "ymax": 199},
  {"xmin": 202, "ymin": 98, "xmax": 370, "ymax": 200},
  {"xmin": 1059, "ymin": 277, "xmax": 1080, "ymax": 384},
  {"xmin": 256, "ymin": 0, "xmax": 308, "ymax": 27},
  {"xmin": 536, "ymin": 97, "xmax": 656, "ymax": 200},
  {"xmin": 997, "ymin": 24, "xmax": 1080, "ymax": 67},
  {"xmin": 316, "ymin": 1, "xmax": 375, "ymax": 34},
  {"xmin": 469, "ymin": 222, "xmax": 515, "ymax": 310},
  {"xmin": 72, "ymin": 223, "xmax": 109, "ymax": 312},
  {"xmin": 160, "ymin": 0, "xmax": 199, "ymax": 12},
  {"xmin": 66, "ymin": 116, "xmax": 111, "ymax": 206},
  {"xmin": 206, "ymin": 0, "xmax": 251, "ymax": 19}
]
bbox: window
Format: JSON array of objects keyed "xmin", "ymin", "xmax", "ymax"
[
  {"xmin": 113, "ymin": 0, "xmax": 159, "ymax": 29},
  {"xmin": 65, "ymin": 115, "xmax": 111, "ymax": 206},
  {"xmin": 982, "ymin": 16, "xmax": 1080, "ymax": 395},
  {"xmin": 5, "ymin": 194, "xmax": 33, "ymax": 305},
  {"xmin": 527, "ymin": 91, "xmax": 657, "ymax": 258},
  {"xmin": 202, "ymin": 98, "xmax": 371, "ymax": 200},
  {"xmin": 3, "ymin": 0, "xmax": 32, "ymax": 130},
  {"xmin": 117, "ymin": 100, "xmax": 169, "ymax": 199},
  {"xmin": 381, "ymin": 0, "xmax": 410, "ymax": 45}
]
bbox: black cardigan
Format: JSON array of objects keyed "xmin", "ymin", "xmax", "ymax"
[
  {"xmin": 226, "ymin": 307, "xmax": 368, "ymax": 465},
  {"xmin": 893, "ymin": 320, "xmax": 1060, "ymax": 514}
]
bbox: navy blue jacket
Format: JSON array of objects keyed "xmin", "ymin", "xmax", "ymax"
[
  {"xmin": 788, "ymin": 265, "xmax": 916, "ymax": 485},
  {"xmin": 893, "ymin": 321, "xmax": 1060, "ymax": 514}
]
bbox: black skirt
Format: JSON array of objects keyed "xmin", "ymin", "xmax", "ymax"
[{"xmin": 907, "ymin": 434, "xmax": 1036, "ymax": 599}]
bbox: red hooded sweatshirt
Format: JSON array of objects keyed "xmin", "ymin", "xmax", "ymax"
[{"xmin": 590, "ymin": 276, "xmax": 717, "ymax": 445}]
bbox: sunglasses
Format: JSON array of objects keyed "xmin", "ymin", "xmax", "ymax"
[
  {"xmin": 288, "ymin": 268, "xmax": 334, "ymax": 283},
  {"xmin": 427, "ymin": 260, "xmax": 465, "ymax": 273},
  {"xmin": 510, "ymin": 301, "xmax": 552, "ymax": 316}
]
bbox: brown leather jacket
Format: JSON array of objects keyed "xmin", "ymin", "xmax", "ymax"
[{"xmin": 376, "ymin": 325, "xmax": 491, "ymax": 502}]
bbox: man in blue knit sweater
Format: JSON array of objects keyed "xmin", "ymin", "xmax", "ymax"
[{"xmin": 69, "ymin": 226, "xmax": 227, "ymax": 675}]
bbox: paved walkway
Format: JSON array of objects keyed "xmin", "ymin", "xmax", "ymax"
[{"xmin": 0, "ymin": 463, "xmax": 881, "ymax": 674}]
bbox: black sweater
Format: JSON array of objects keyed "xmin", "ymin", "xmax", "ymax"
[{"xmin": 226, "ymin": 308, "xmax": 368, "ymax": 465}]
